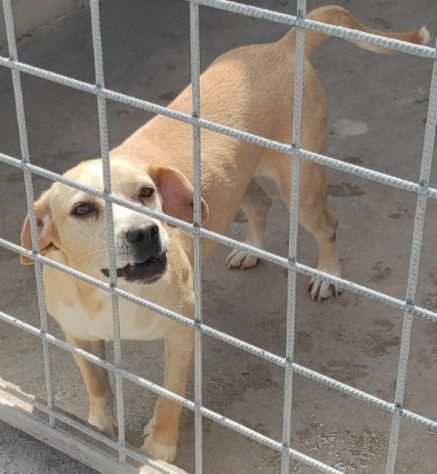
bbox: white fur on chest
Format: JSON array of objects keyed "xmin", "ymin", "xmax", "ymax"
[
  {"xmin": 54, "ymin": 299, "xmax": 165, "ymax": 341},
  {"xmin": 47, "ymin": 277, "xmax": 176, "ymax": 342}
]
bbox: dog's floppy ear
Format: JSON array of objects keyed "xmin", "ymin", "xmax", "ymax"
[
  {"xmin": 150, "ymin": 166, "xmax": 209, "ymax": 224},
  {"xmin": 20, "ymin": 190, "xmax": 59, "ymax": 265}
]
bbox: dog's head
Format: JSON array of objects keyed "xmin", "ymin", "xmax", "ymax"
[{"xmin": 20, "ymin": 158, "xmax": 208, "ymax": 284}]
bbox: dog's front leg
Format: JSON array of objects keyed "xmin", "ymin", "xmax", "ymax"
[
  {"xmin": 65, "ymin": 334, "xmax": 116, "ymax": 437},
  {"xmin": 143, "ymin": 325, "xmax": 194, "ymax": 462}
]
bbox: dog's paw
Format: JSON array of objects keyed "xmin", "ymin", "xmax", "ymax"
[
  {"xmin": 308, "ymin": 266, "xmax": 342, "ymax": 301},
  {"xmin": 226, "ymin": 249, "xmax": 259, "ymax": 270},
  {"xmin": 88, "ymin": 412, "xmax": 117, "ymax": 438},
  {"xmin": 143, "ymin": 437, "xmax": 177, "ymax": 463},
  {"xmin": 143, "ymin": 418, "xmax": 177, "ymax": 462},
  {"xmin": 308, "ymin": 278, "xmax": 342, "ymax": 301},
  {"xmin": 143, "ymin": 435, "xmax": 177, "ymax": 463}
]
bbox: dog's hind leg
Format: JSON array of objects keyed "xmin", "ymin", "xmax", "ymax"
[
  {"xmin": 226, "ymin": 179, "xmax": 272, "ymax": 270},
  {"xmin": 274, "ymin": 157, "xmax": 342, "ymax": 301},
  {"xmin": 65, "ymin": 334, "xmax": 116, "ymax": 437},
  {"xmin": 299, "ymin": 194, "xmax": 342, "ymax": 301}
]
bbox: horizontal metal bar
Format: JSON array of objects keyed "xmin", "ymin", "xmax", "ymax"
[
  {"xmin": 1, "ymin": 59, "xmax": 436, "ymax": 202},
  {"xmin": 199, "ymin": 406, "xmax": 341, "ymax": 474},
  {"xmin": 20, "ymin": 365, "xmax": 395, "ymax": 474},
  {"xmin": 293, "ymin": 364, "xmax": 394, "ymax": 414},
  {"xmin": 190, "ymin": 0, "xmax": 436, "ymax": 59},
  {"xmin": 0, "ymin": 311, "xmax": 194, "ymax": 411},
  {"xmin": 5, "ymin": 353, "xmax": 437, "ymax": 473},
  {"xmin": 1, "ymin": 305, "xmax": 437, "ymax": 438},
  {"xmin": 0, "ymin": 238, "xmax": 287, "ymax": 370},
  {"xmin": 2, "ymin": 218, "xmax": 437, "ymax": 331},
  {"xmin": 0, "ymin": 237, "xmax": 111, "ymax": 292},
  {"xmin": 2, "ymin": 197, "xmax": 437, "ymax": 326},
  {"xmin": 402, "ymin": 408, "xmax": 437, "ymax": 431},
  {"xmin": 5, "ymin": 375, "xmax": 342, "ymax": 474},
  {"xmin": 1, "ymin": 153, "xmax": 436, "ymax": 317},
  {"xmin": 0, "ymin": 309, "xmax": 337, "ymax": 473},
  {"xmin": 0, "ymin": 299, "xmax": 280, "ymax": 393},
  {"xmin": 3, "ymin": 189, "xmax": 437, "ymax": 324}
]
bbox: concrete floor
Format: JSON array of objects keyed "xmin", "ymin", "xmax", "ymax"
[{"xmin": 1, "ymin": 0, "xmax": 437, "ymax": 472}]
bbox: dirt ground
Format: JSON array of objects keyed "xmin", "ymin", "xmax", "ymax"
[{"xmin": 1, "ymin": 0, "xmax": 437, "ymax": 473}]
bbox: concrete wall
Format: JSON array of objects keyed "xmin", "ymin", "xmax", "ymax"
[{"xmin": 0, "ymin": 0, "xmax": 80, "ymax": 49}]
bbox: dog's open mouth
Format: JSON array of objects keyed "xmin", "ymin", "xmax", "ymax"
[{"xmin": 101, "ymin": 253, "xmax": 167, "ymax": 283}]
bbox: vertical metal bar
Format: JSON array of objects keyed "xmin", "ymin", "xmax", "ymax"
[
  {"xmin": 280, "ymin": 1, "xmax": 306, "ymax": 473},
  {"xmin": 385, "ymin": 40, "xmax": 437, "ymax": 474},
  {"xmin": 2, "ymin": 0, "xmax": 55, "ymax": 427},
  {"xmin": 89, "ymin": 0, "xmax": 126, "ymax": 461},
  {"xmin": 189, "ymin": 2, "xmax": 204, "ymax": 473}
]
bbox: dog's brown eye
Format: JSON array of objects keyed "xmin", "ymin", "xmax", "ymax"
[
  {"xmin": 72, "ymin": 202, "xmax": 95, "ymax": 217},
  {"xmin": 139, "ymin": 186, "xmax": 155, "ymax": 201}
]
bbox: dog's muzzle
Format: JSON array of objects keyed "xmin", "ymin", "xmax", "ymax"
[{"xmin": 101, "ymin": 224, "xmax": 167, "ymax": 284}]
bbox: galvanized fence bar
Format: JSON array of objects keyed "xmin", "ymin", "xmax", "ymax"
[
  {"xmin": 281, "ymin": 0, "xmax": 306, "ymax": 472},
  {"xmin": 89, "ymin": 0, "xmax": 126, "ymax": 461},
  {"xmin": 2, "ymin": 0, "xmax": 55, "ymax": 427},
  {"xmin": 385, "ymin": 38, "xmax": 437, "ymax": 474},
  {"xmin": 189, "ymin": 0, "xmax": 435, "ymax": 58},
  {"xmin": 2, "ymin": 54, "xmax": 437, "ymax": 199},
  {"xmin": 4, "ymin": 150, "xmax": 437, "ymax": 324},
  {"xmin": 1, "ymin": 293, "xmax": 437, "ymax": 474},
  {"xmin": 2, "ymin": 302, "xmax": 437, "ymax": 436},
  {"xmin": 189, "ymin": 1, "xmax": 204, "ymax": 473},
  {"xmin": 0, "ymin": 304, "xmax": 342, "ymax": 473}
]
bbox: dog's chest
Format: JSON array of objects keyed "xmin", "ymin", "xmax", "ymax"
[
  {"xmin": 48, "ymin": 284, "xmax": 172, "ymax": 342},
  {"xmin": 43, "ymin": 255, "xmax": 188, "ymax": 342}
]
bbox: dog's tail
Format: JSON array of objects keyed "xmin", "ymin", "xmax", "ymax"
[{"xmin": 287, "ymin": 6, "xmax": 430, "ymax": 56}]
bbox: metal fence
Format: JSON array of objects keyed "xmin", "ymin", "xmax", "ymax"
[{"xmin": 0, "ymin": 0, "xmax": 436, "ymax": 473}]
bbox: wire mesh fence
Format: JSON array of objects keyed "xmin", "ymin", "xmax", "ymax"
[{"xmin": 0, "ymin": 1, "xmax": 436, "ymax": 473}]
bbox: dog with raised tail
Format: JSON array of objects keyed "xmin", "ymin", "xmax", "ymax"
[{"xmin": 20, "ymin": 5, "xmax": 430, "ymax": 463}]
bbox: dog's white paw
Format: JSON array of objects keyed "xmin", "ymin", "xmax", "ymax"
[
  {"xmin": 308, "ymin": 267, "xmax": 342, "ymax": 301},
  {"xmin": 143, "ymin": 437, "xmax": 177, "ymax": 463},
  {"xmin": 226, "ymin": 249, "xmax": 259, "ymax": 270},
  {"xmin": 143, "ymin": 418, "xmax": 177, "ymax": 462},
  {"xmin": 88, "ymin": 410, "xmax": 117, "ymax": 438},
  {"xmin": 143, "ymin": 435, "xmax": 177, "ymax": 463}
]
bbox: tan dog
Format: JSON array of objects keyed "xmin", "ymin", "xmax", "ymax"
[{"xmin": 20, "ymin": 6, "xmax": 429, "ymax": 463}]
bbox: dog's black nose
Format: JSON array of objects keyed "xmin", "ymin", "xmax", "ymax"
[{"xmin": 126, "ymin": 224, "xmax": 159, "ymax": 245}]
